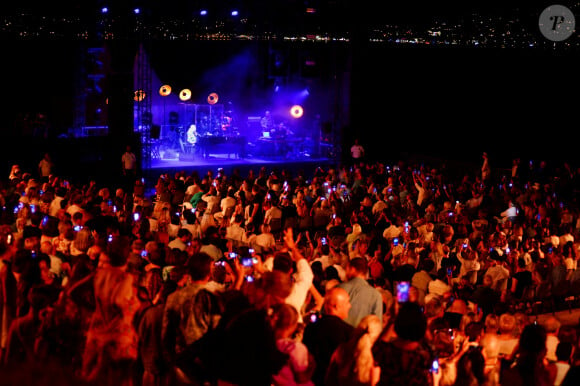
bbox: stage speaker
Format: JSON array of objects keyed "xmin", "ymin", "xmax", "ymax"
[{"xmin": 150, "ymin": 124, "xmax": 161, "ymax": 139}]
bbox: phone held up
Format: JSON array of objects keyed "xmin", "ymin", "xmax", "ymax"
[{"xmin": 396, "ymin": 281, "xmax": 410, "ymax": 303}]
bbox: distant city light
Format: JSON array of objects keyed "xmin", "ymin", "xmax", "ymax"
[{"xmin": 200, "ymin": 9, "xmax": 208, "ymax": 16}]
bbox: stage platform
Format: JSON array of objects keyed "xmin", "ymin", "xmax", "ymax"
[{"xmin": 146, "ymin": 151, "xmax": 339, "ymax": 181}]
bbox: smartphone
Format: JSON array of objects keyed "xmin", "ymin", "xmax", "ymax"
[
  {"xmin": 30, "ymin": 204, "xmax": 36, "ymax": 214},
  {"xmin": 431, "ymin": 359, "xmax": 439, "ymax": 374},
  {"xmin": 447, "ymin": 267, "xmax": 453, "ymax": 276},
  {"xmin": 107, "ymin": 234, "xmax": 113, "ymax": 243},
  {"xmin": 74, "ymin": 225, "xmax": 82, "ymax": 232},
  {"xmin": 6, "ymin": 234, "xmax": 13, "ymax": 245},
  {"xmin": 248, "ymin": 248, "xmax": 255, "ymax": 254},
  {"xmin": 396, "ymin": 282, "xmax": 410, "ymax": 303},
  {"xmin": 463, "ymin": 243, "xmax": 468, "ymax": 249},
  {"xmin": 133, "ymin": 212, "xmax": 140, "ymax": 221},
  {"xmin": 41, "ymin": 215, "xmax": 49, "ymax": 227},
  {"xmin": 228, "ymin": 252, "xmax": 237, "ymax": 259},
  {"xmin": 393, "ymin": 237, "xmax": 399, "ymax": 246},
  {"xmin": 309, "ymin": 312, "xmax": 319, "ymax": 323},
  {"xmin": 321, "ymin": 237, "xmax": 328, "ymax": 245},
  {"xmin": 241, "ymin": 257, "xmax": 254, "ymax": 267}
]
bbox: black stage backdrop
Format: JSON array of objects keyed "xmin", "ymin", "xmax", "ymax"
[{"xmin": 0, "ymin": 40, "xmax": 578, "ymax": 179}]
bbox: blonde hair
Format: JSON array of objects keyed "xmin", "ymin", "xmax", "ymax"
[
  {"xmin": 485, "ymin": 314, "xmax": 498, "ymax": 334},
  {"xmin": 498, "ymin": 313, "xmax": 516, "ymax": 336}
]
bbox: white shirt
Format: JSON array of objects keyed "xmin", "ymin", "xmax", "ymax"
[
  {"xmin": 254, "ymin": 232, "xmax": 276, "ymax": 250},
  {"xmin": 202, "ymin": 194, "xmax": 221, "ymax": 214},
  {"xmin": 350, "ymin": 144, "xmax": 364, "ymax": 159},
  {"xmin": 382, "ymin": 225, "xmax": 402, "ymax": 240},
  {"xmin": 555, "ymin": 362, "xmax": 570, "ymax": 386},
  {"xmin": 49, "ymin": 196, "xmax": 64, "ymax": 217},
  {"xmin": 285, "ymin": 259, "xmax": 314, "ymax": 323},
  {"xmin": 122, "ymin": 152, "xmax": 136, "ymax": 170},
  {"xmin": 428, "ymin": 279, "xmax": 452, "ymax": 298}
]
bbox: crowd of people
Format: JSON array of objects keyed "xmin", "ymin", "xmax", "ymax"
[{"xmin": 1, "ymin": 151, "xmax": 580, "ymax": 386}]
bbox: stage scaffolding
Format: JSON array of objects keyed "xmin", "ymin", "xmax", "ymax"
[{"xmin": 134, "ymin": 44, "xmax": 153, "ymax": 176}]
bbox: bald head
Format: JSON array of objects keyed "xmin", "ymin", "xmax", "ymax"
[{"xmin": 324, "ymin": 287, "xmax": 351, "ymax": 320}]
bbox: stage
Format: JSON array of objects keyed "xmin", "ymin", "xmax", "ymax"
[{"xmin": 147, "ymin": 139, "xmax": 339, "ymax": 181}]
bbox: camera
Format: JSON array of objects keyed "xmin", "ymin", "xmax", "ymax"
[{"xmin": 396, "ymin": 282, "xmax": 410, "ymax": 303}]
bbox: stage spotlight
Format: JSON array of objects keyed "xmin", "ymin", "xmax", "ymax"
[
  {"xmin": 290, "ymin": 105, "xmax": 304, "ymax": 119},
  {"xmin": 179, "ymin": 89, "xmax": 192, "ymax": 101},
  {"xmin": 101, "ymin": 7, "xmax": 109, "ymax": 14},
  {"xmin": 231, "ymin": 10, "xmax": 239, "ymax": 17},
  {"xmin": 200, "ymin": 9, "xmax": 208, "ymax": 16},
  {"xmin": 159, "ymin": 85, "xmax": 172, "ymax": 96},
  {"xmin": 133, "ymin": 8, "xmax": 140, "ymax": 14},
  {"xmin": 134, "ymin": 90, "xmax": 146, "ymax": 102},
  {"xmin": 207, "ymin": 92, "xmax": 219, "ymax": 105}
]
